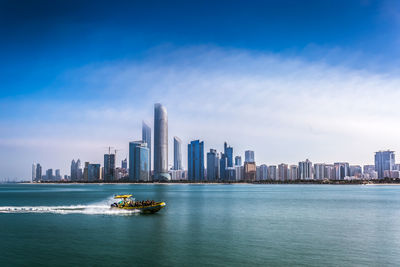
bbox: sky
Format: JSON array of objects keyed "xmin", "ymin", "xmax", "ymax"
[{"xmin": 1, "ymin": 0, "xmax": 400, "ymax": 180}]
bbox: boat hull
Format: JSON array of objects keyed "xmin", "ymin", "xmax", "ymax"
[{"xmin": 111, "ymin": 202, "xmax": 166, "ymax": 213}]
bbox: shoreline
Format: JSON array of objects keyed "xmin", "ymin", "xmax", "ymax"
[{"xmin": 16, "ymin": 179, "xmax": 400, "ymax": 186}]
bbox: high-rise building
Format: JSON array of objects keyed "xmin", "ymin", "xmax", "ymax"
[
  {"xmin": 349, "ymin": 165, "xmax": 362, "ymax": 177},
  {"xmin": 235, "ymin": 166, "xmax": 243, "ymax": 181},
  {"xmin": 104, "ymin": 152, "xmax": 116, "ymax": 181},
  {"xmin": 245, "ymin": 150, "xmax": 255, "ymax": 163},
  {"xmin": 121, "ymin": 158, "xmax": 127, "ymax": 170},
  {"xmin": 289, "ymin": 165, "xmax": 298, "ymax": 180},
  {"xmin": 88, "ymin": 164, "xmax": 101, "ymax": 181},
  {"xmin": 83, "ymin": 162, "xmax": 89, "ymax": 181},
  {"xmin": 235, "ymin": 156, "xmax": 242, "ymax": 166},
  {"xmin": 298, "ymin": 159, "xmax": 313, "ymax": 180},
  {"xmin": 224, "ymin": 142, "xmax": 233, "ymax": 167},
  {"xmin": 219, "ymin": 153, "xmax": 227, "ymax": 180},
  {"xmin": 324, "ymin": 164, "xmax": 335, "ymax": 180},
  {"xmin": 207, "ymin": 149, "xmax": 219, "ymax": 181},
  {"xmin": 268, "ymin": 165, "xmax": 277, "ymax": 180},
  {"xmin": 142, "ymin": 121, "xmax": 151, "ymax": 175},
  {"xmin": 188, "ymin": 140, "xmax": 204, "ymax": 181},
  {"xmin": 314, "ymin": 163, "xmax": 326, "ymax": 180},
  {"xmin": 375, "ymin": 150, "xmax": 395, "ymax": 179},
  {"xmin": 46, "ymin": 169, "xmax": 53, "ymax": 181},
  {"xmin": 32, "ymin": 163, "xmax": 36, "ymax": 182},
  {"xmin": 55, "ymin": 169, "xmax": 61, "ymax": 180},
  {"xmin": 70, "ymin": 159, "xmax": 82, "ymax": 181},
  {"xmin": 244, "ymin": 162, "xmax": 256, "ymax": 181},
  {"xmin": 36, "ymin": 163, "xmax": 42, "ymax": 182},
  {"xmin": 129, "ymin": 141, "xmax": 150, "ymax": 181},
  {"xmin": 174, "ymin": 136, "xmax": 183, "ymax": 170},
  {"xmin": 260, "ymin": 164, "xmax": 268, "ymax": 180},
  {"xmin": 278, "ymin": 164, "xmax": 288, "ymax": 181},
  {"xmin": 226, "ymin": 167, "xmax": 236, "ymax": 181},
  {"xmin": 334, "ymin": 162, "xmax": 350, "ymax": 180},
  {"xmin": 154, "ymin": 103, "xmax": 170, "ymax": 180},
  {"xmin": 363, "ymin": 165, "xmax": 375, "ymax": 175}
]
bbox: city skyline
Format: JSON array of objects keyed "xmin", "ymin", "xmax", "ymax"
[
  {"xmin": 2, "ymin": 1, "xmax": 400, "ymax": 180},
  {"xmin": 26, "ymin": 102, "xmax": 398, "ymax": 182}
]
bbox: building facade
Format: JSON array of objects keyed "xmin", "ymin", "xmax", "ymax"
[
  {"xmin": 207, "ymin": 149, "xmax": 219, "ymax": 181},
  {"xmin": 129, "ymin": 141, "xmax": 150, "ymax": 181},
  {"xmin": 188, "ymin": 140, "xmax": 205, "ymax": 181},
  {"xmin": 174, "ymin": 136, "xmax": 183, "ymax": 170},
  {"xmin": 375, "ymin": 150, "xmax": 395, "ymax": 179},
  {"xmin": 154, "ymin": 103, "xmax": 170, "ymax": 180}
]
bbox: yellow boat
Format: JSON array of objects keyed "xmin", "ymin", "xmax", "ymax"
[{"xmin": 110, "ymin": 195, "xmax": 166, "ymax": 213}]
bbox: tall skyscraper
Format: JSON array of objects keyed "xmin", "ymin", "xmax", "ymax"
[
  {"xmin": 207, "ymin": 149, "xmax": 219, "ymax": 181},
  {"xmin": 375, "ymin": 150, "xmax": 395, "ymax": 179},
  {"xmin": 245, "ymin": 150, "xmax": 255, "ymax": 163},
  {"xmin": 188, "ymin": 140, "xmax": 204, "ymax": 181},
  {"xmin": 314, "ymin": 163, "xmax": 326, "ymax": 180},
  {"xmin": 121, "ymin": 158, "xmax": 127, "ymax": 169},
  {"xmin": 235, "ymin": 156, "xmax": 242, "ymax": 166},
  {"xmin": 260, "ymin": 164, "xmax": 268, "ymax": 180},
  {"xmin": 55, "ymin": 169, "xmax": 61, "ymax": 180},
  {"xmin": 83, "ymin": 162, "xmax": 89, "ymax": 181},
  {"xmin": 142, "ymin": 121, "xmax": 151, "ymax": 175},
  {"xmin": 32, "ymin": 163, "xmax": 36, "ymax": 182},
  {"xmin": 104, "ymin": 152, "xmax": 116, "ymax": 181},
  {"xmin": 298, "ymin": 159, "xmax": 313, "ymax": 180},
  {"xmin": 154, "ymin": 103, "xmax": 170, "ymax": 180},
  {"xmin": 289, "ymin": 165, "xmax": 298, "ymax": 180},
  {"xmin": 268, "ymin": 165, "xmax": 277, "ymax": 180},
  {"xmin": 88, "ymin": 164, "xmax": 101, "ymax": 181},
  {"xmin": 244, "ymin": 162, "xmax": 256, "ymax": 181},
  {"xmin": 278, "ymin": 163, "xmax": 288, "ymax": 181},
  {"xmin": 224, "ymin": 142, "xmax": 233, "ymax": 167},
  {"xmin": 174, "ymin": 136, "xmax": 182, "ymax": 170},
  {"xmin": 36, "ymin": 163, "xmax": 42, "ymax": 182},
  {"xmin": 129, "ymin": 141, "xmax": 150, "ymax": 181}
]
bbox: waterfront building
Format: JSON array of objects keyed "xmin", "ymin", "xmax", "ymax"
[
  {"xmin": 375, "ymin": 150, "xmax": 395, "ymax": 179},
  {"xmin": 268, "ymin": 165, "xmax": 277, "ymax": 180},
  {"xmin": 235, "ymin": 166, "xmax": 243, "ymax": 181},
  {"xmin": 129, "ymin": 141, "xmax": 150, "ymax": 181},
  {"xmin": 104, "ymin": 152, "xmax": 116, "ymax": 181},
  {"xmin": 154, "ymin": 104, "xmax": 170, "ymax": 180},
  {"xmin": 32, "ymin": 163, "xmax": 36, "ymax": 182},
  {"xmin": 334, "ymin": 162, "xmax": 350, "ymax": 180},
  {"xmin": 298, "ymin": 159, "xmax": 313, "ymax": 180},
  {"xmin": 219, "ymin": 153, "xmax": 227, "ymax": 180},
  {"xmin": 88, "ymin": 164, "xmax": 101, "ymax": 181},
  {"xmin": 226, "ymin": 167, "xmax": 236, "ymax": 181},
  {"xmin": 235, "ymin": 156, "xmax": 242, "ymax": 166},
  {"xmin": 142, "ymin": 121, "xmax": 151, "ymax": 176},
  {"xmin": 169, "ymin": 169, "xmax": 187, "ymax": 180},
  {"xmin": 207, "ymin": 149, "xmax": 219, "ymax": 181},
  {"xmin": 121, "ymin": 158, "xmax": 127, "ymax": 170},
  {"xmin": 394, "ymin": 164, "xmax": 400, "ymax": 171},
  {"xmin": 278, "ymin": 164, "xmax": 288, "ymax": 181},
  {"xmin": 256, "ymin": 166, "xmax": 261, "ymax": 180},
  {"xmin": 324, "ymin": 165, "xmax": 335, "ymax": 180},
  {"xmin": 55, "ymin": 169, "xmax": 61, "ymax": 180},
  {"xmin": 363, "ymin": 165, "xmax": 375, "ymax": 175},
  {"xmin": 245, "ymin": 150, "xmax": 255, "ymax": 163},
  {"xmin": 188, "ymin": 140, "xmax": 205, "ymax": 181},
  {"xmin": 36, "ymin": 164, "xmax": 42, "ymax": 181},
  {"xmin": 224, "ymin": 142, "xmax": 233, "ymax": 167},
  {"xmin": 349, "ymin": 165, "xmax": 362, "ymax": 177},
  {"xmin": 289, "ymin": 165, "xmax": 298, "ymax": 180},
  {"xmin": 314, "ymin": 163, "xmax": 326, "ymax": 180},
  {"xmin": 46, "ymin": 169, "xmax": 53, "ymax": 181},
  {"xmin": 83, "ymin": 162, "xmax": 89, "ymax": 181},
  {"xmin": 260, "ymin": 164, "xmax": 268, "ymax": 180},
  {"xmin": 174, "ymin": 136, "xmax": 183, "ymax": 170},
  {"xmin": 244, "ymin": 162, "xmax": 256, "ymax": 181}
]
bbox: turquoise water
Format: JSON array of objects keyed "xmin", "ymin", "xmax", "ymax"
[{"xmin": 0, "ymin": 184, "xmax": 400, "ymax": 266}]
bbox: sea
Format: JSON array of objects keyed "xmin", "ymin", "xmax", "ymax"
[{"xmin": 0, "ymin": 183, "xmax": 399, "ymax": 266}]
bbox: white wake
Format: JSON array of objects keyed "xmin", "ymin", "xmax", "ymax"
[{"xmin": 0, "ymin": 198, "xmax": 140, "ymax": 215}]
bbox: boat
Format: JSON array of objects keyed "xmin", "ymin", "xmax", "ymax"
[{"xmin": 110, "ymin": 195, "xmax": 166, "ymax": 213}]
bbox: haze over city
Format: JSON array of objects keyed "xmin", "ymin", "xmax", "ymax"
[{"xmin": 2, "ymin": 0, "xmax": 400, "ymax": 180}]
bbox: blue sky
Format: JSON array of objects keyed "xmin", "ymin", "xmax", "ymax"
[{"xmin": 1, "ymin": 0, "xmax": 400, "ymax": 180}]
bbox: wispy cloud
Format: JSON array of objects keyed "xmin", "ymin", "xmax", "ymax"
[{"xmin": 1, "ymin": 46, "xmax": 400, "ymax": 179}]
